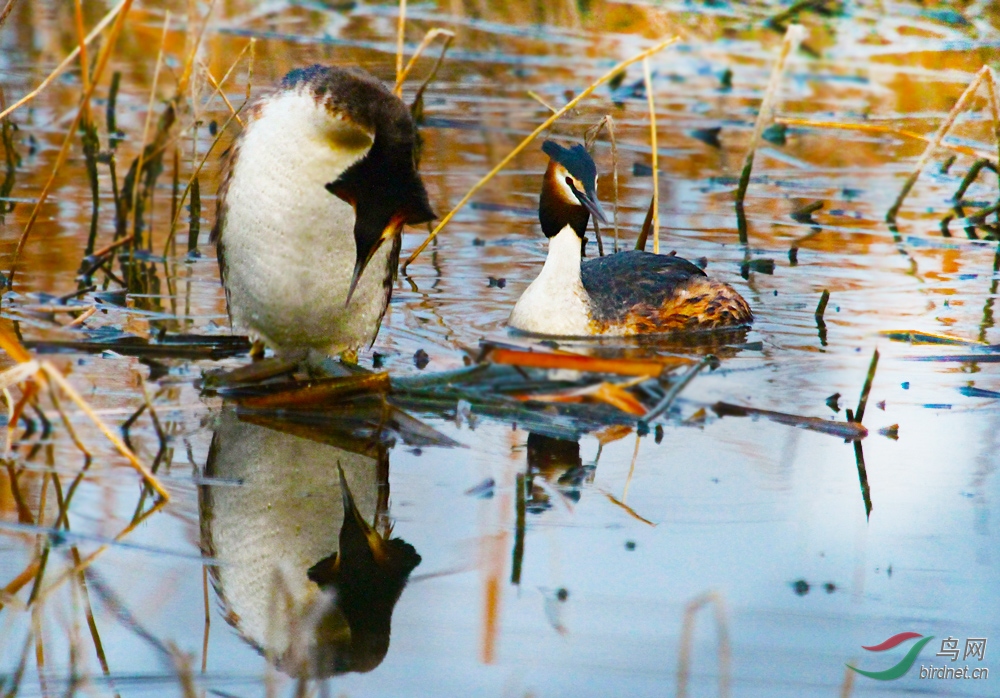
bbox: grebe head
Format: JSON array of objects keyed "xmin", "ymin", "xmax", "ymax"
[
  {"xmin": 280, "ymin": 65, "xmax": 436, "ymax": 300},
  {"xmin": 538, "ymin": 140, "xmax": 608, "ymax": 239}
]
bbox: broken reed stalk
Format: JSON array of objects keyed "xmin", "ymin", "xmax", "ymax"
[
  {"xmin": 409, "ymin": 32, "xmax": 454, "ymax": 113},
  {"xmin": 642, "ymin": 58, "xmax": 660, "ymax": 253},
  {"xmin": 395, "ymin": 28, "xmax": 455, "ymax": 94},
  {"xmin": 735, "ymin": 23, "xmax": 805, "ymax": 206},
  {"xmin": 635, "ymin": 195, "xmax": 655, "ymax": 251},
  {"xmin": 7, "ymin": 0, "xmax": 136, "ymax": 290},
  {"xmin": 853, "ymin": 348, "xmax": 879, "ymax": 424},
  {"xmin": 776, "ymin": 117, "xmax": 997, "ymax": 164},
  {"xmin": 585, "ymin": 115, "xmax": 621, "ymax": 252},
  {"xmin": 815, "ymin": 289, "xmax": 830, "ymax": 320},
  {"xmin": 401, "ymin": 35, "xmax": 681, "ymax": 272},
  {"xmin": 677, "ymin": 591, "xmax": 731, "ymax": 698},
  {"xmin": 0, "ymin": 0, "xmax": 126, "ymax": 122},
  {"xmin": 395, "ymin": 0, "xmax": 408, "ymax": 90},
  {"xmin": 886, "ymin": 66, "xmax": 997, "ymax": 222},
  {"xmin": 981, "ymin": 68, "xmax": 1000, "ymax": 192}
]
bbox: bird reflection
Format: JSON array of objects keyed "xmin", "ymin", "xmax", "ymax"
[
  {"xmin": 200, "ymin": 407, "xmax": 420, "ymax": 678},
  {"xmin": 525, "ymin": 432, "xmax": 594, "ymax": 513}
]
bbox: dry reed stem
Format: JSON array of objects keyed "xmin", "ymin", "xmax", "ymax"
[
  {"xmin": 603, "ymin": 491, "xmax": 656, "ymax": 526},
  {"xmin": 839, "ymin": 663, "xmax": 855, "ymax": 698},
  {"xmin": 72, "ymin": 0, "xmax": 91, "ymax": 124},
  {"xmin": 200, "ymin": 59, "xmax": 243, "ymax": 126},
  {"xmin": 129, "ymin": 13, "xmax": 172, "ymax": 242},
  {"xmin": 8, "ymin": 0, "xmax": 136, "ymax": 290},
  {"xmin": 586, "ymin": 115, "xmax": 620, "ymax": 252},
  {"xmin": 162, "ymin": 104, "xmax": 244, "ymax": 255},
  {"xmin": 980, "ymin": 68, "xmax": 1000, "ymax": 186},
  {"xmin": 177, "ymin": 0, "xmax": 217, "ymax": 97},
  {"xmin": 642, "ymin": 58, "xmax": 659, "ymax": 253},
  {"xmin": 677, "ymin": 591, "xmax": 731, "ymax": 698},
  {"xmin": 0, "ymin": 0, "xmax": 125, "ymax": 122},
  {"xmin": 402, "ymin": 36, "xmax": 680, "ymax": 272},
  {"xmin": 0, "ymin": 0, "xmax": 16, "ymax": 30},
  {"xmin": 395, "ymin": 0, "xmax": 408, "ymax": 89},
  {"xmin": 35, "ymin": 498, "xmax": 167, "ymax": 604},
  {"xmin": 395, "ymin": 28, "xmax": 455, "ymax": 93},
  {"xmin": 735, "ymin": 23, "xmax": 805, "ymax": 206},
  {"xmin": 621, "ymin": 432, "xmax": 641, "ymax": 504},
  {"xmin": 40, "ymin": 363, "xmax": 170, "ymax": 500},
  {"xmin": 886, "ymin": 66, "xmax": 994, "ymax": 222},
  {"xmin": 527, "ymin": 90, "xmax": 557, "ymax": 113},
  {"xmin": 775, "ymin": 117, "xmax": 997, "ymax": 163},
  {"xmin": 409, "ymin": 32, "xmax": 454, "ymax": 110}
]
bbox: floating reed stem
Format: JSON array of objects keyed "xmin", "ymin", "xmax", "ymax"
[{"xmin": 402, "ymin": 36, "xmax": 680, "ymax": 272}]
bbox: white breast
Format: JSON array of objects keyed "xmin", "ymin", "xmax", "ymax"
[
  {"xmin": 218, "ymin": 89, "xmax": 392, "ymax": 355},
  {"xmin": 508, "ymin": 226, "xmax": 592, "ymax": 336}
]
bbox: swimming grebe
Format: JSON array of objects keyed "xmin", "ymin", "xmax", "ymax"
[
  {"xmin": 508, "ymin": 140, "xmax": 752, "ymax": 336},
  {"xmin": 213, "ymin": 65, "xmax": 435, "ymax": 358}
]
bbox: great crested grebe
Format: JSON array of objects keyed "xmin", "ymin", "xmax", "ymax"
[
  {"xmin": 213, "ymin": 65, "xmax": 435, "ymax": 359},
  {"xmin": 508, "ymin": 140, "xmax": 753, "ymax": 336}
]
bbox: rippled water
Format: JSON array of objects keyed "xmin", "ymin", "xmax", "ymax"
[{"xmin": 1, "ymin": 1, "xmax": 998, "ymax": 696}]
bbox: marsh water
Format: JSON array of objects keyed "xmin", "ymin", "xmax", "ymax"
[{"xmin": 1, "ymin": 1, "xmax": 999, "ymax": 696}]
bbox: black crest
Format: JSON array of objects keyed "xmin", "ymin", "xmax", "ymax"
[{"xmin": 541, "ymin": 140, "xmax": 597, "ymax": 185}]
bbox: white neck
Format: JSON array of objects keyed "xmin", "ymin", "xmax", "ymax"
[{"xmin": 508, "ymin": 226, "xmax": 591, "ymax": 336}]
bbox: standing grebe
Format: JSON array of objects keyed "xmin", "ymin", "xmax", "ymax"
[
  {"xmin": 213, "ymin": 65, "xmax": 435, "ymax": 359},
  {"xmin": 508, "ymin": 141, "xmax": 752, "ymax": 336}
]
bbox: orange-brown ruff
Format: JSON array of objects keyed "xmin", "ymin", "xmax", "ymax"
[{"xmin": 581, "ymin": 251, "xmax": 753, "ymax": 334}]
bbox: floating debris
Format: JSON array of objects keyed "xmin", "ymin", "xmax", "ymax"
[{"xmin": 712, "ymin": 402, "xmax": 868, "ymax": 440}]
